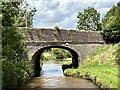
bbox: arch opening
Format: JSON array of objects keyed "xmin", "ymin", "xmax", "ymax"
[{"xmin": 32, "ymin": 46, "xmax": 79, "ymax": 77}]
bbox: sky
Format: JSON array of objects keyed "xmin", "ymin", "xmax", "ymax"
[{"xmin": 26, "ymin": 0, "xmax": 119, "ymax": 30}]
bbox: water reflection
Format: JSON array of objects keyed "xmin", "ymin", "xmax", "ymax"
[
  {"xmin": 41, "ymin": 61, "xmax": 63, "ymax": 77},
  {"xmin": 22, "ymin": 61, "xmax": 100, "ymax": 89}
]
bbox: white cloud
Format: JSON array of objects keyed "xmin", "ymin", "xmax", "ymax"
[
  {"xmin": 45, "ymin": 0, "xmax": 60, "ymax": 10},
  {"xmin": 25, "ymin": 0, "xmax": 119, "ymax": 29},
  {"xmin": 57, "ymin": 13, "xmax": 78, "ymax": 29}
]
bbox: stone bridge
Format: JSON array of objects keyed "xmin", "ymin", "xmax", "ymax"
[{"xmin": 22, "ymin": 28, "xmax": 104, "ymax": 76}]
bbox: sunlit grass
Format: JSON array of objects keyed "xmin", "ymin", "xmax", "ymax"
[
  {"xmin": 79, "ymin": 65, "xmax": 118, "ymax": 88},
  {"xmin": 64, "ymin": 44, "xmax": 119, "ymax": 89},
  {"xmin": 62, "ymin": 61, "xmax": 72, "ymax": 65}
]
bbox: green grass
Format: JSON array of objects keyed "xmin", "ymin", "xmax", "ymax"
[
  {"xmin": 64, "ymin": 44, "xmax": 120, "ymax": 89},
  {"xmin": 62, "ymin": 61, "xmax": 72, "ymax": 65}
]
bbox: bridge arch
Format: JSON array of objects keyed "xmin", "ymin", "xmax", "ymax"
[{"xmin": 32, "ymin": 45, "xmax": 79, "ymax": 76}]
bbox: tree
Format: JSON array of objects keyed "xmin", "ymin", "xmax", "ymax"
[
  {"xmin": 101, "ymin": 2, "xmax": 120, "ymax": 43},
  {"xmin": 76, "ymin": 7, "xmax": 100, "ymax": 31},
  {"xmin": 2, "ymin": 1, "xmax": 36, "ymax": 60},
  {"xmin": 14, "ymin": 1, "xmax": 36, "ymax": 27},
  {"xmin": 2, "ymin": 1, "xmax": 35, "ymax": 88},
  {"xmin": 51, "ymin": 48, "xmax": 71, "ymax": 59},
  {"xmin": 2, "ymin": 2, "xmax": 26, "ymax": 61},
  {"xmin": 16, "ymin": 1, "xmax": 36, "ymax": 27}
]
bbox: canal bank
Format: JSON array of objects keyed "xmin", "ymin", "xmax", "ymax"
[
  {"xmin": 21, "ymin": 61, "xmax": 100, "ymax": 89},
  {"xmin": 64, "ymin": 44, "xmax": 119, "ymax": 89}
]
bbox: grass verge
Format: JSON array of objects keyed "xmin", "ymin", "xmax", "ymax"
[{"xmin": 64, "ymin": 44, "xmax": 120, "ymax": 89}]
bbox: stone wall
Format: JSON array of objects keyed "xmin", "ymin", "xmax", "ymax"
[
  {"xmin": 21, "ymin": 28, "xmax": 104, "ymax": 62},
  {"xmin": 22, "ymin": 28, "xmax": 104, "ymax": 44}
]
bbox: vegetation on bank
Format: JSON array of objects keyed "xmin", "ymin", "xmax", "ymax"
[
  {"xmin": 62, "ymin": 61, "xmax": 72, "ymax": 65},
  {"xmin": 72, "ymin": 2, "xmax": 120, "ymax": 88},
  {"xmin": 101, "ymin": 2, "xmax": 120, "ymax": 43},
  {"xmin": 2, "ymin": 1, "xmax": 120, "ymax": 90},
  {"xmin": 40, "ymin": 48, "xmax": 71, "ymax": 61},
  {"xmin": 64, "ymin": 44, "xmax": 120, "ymax": 89},
  {"xmin": 2, "ymin": 59, "xmax": 33, "ymax": 89},
  {"xmin": 2, "ymin": 1, "xmax": 36, "ymax": 89}
]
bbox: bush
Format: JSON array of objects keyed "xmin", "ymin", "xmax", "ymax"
[
  {"xmin": 2, "ymin": 59, "xmax": 33, "ymax": 89},
  {"xmin": 101, "ymin": 2, "xmax": 120, "ymax": 43},
  {"xmin": 64, "ymin": 69, "xmax": 80, "ymax": 77},
  {"xmin": 2, "ymin": 2, "xmax": 35, "ymax": 89},
  {"xmin": 40, "ymin": 48, "xmax": 71, "ymax": 61},
  {"xmin": 40, "ymin": 52, "xmax": 56, "ymax": 61},
  {"xmin": 2, "ymin": 60, "xmax": 18, "ymax": 89},
  {"xmin": 15, "ymin": 60, "xmax": 33, "ymax": 86},
  {"xmin": 51, "ymin": 48, "xmax": 71, "ymax": 59}
]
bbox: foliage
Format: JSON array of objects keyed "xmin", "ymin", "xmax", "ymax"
[
  {"xmin": 40, "ymin": 52, "xmax": 56, "ymax": 61},
  {"xmin": 54, "ymin": 26, "xmax": 60, "ymax": 30},
  {"xmin": 2, "ymin": 1, "xmax": 36, "ymax": 27},
  {"xmin": 40, "ymin": 48, "xmax": 71, "ymax": 61},
  {"xmin": 62, "ymin": 61, "xmax": 72, "ymax": 65},
  {"xmin": 2, "ymin": 59, "xmax": 18, "ymax": 89},
  {"xmin": 2, "ymin": 59, "xmax": 33, "ymax": 89},
  {"xmin": 2, "ymin": 1, "xmax": 35, "ymax": 89},
  {"xmin": 64, "ymin": 44, "xmax": 119, "ymax": 88},
  {"xmin": 115, "ymin": 44, "xmax": 120, "ymax": 65},
  {"xmin": 2, "ymin": 2, "xmax": 28, "ymax": 61},
  {"xmin": 15, "ymin": 1, "xmax": 36, "ymax": 27},
  {"xmin": 64, "ymin": 69, "xmax": 80, "ymax": 77},
  {"xmin": 76, "ymin": 6, "xmax": 100, "ymax": 31},
  {"xmin": 101, "ymin": 2, "xmax": 120, "ymax": 43},
  {"xmin": 51, "ymin": 48, "xmax": 71, "ymax": 60}
]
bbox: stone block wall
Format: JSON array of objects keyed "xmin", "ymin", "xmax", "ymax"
[
  {"xmin": 21, "ymin": 28, "xmax": 104, "ymax": 61},
  {"xmin": 22, "ymin": 28, "xmax": 104, "ymax": 44}
]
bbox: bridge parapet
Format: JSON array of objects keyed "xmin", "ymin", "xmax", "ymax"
[{"xmin": 22, "ymin": 28, "xmax": 104, "ymax": 43}]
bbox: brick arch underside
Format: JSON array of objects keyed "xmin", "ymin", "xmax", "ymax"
[{"xmin": 32, "ymin": 46, "xmax": 79, "ymax": 77}]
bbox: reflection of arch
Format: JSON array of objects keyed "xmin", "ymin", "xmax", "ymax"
[{"xmin": 32, "ymin": 46, "xmax": 79, "ymax": 77}]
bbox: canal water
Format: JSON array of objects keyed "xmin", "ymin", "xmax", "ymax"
[{"xmin": 22, "ymin": 61, "xmax": 100, "ymax": 89}]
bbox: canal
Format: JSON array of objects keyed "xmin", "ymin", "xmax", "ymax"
[{"xmin": 22, "ymin": 61, "xmax": 100, "ymax": 89}]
